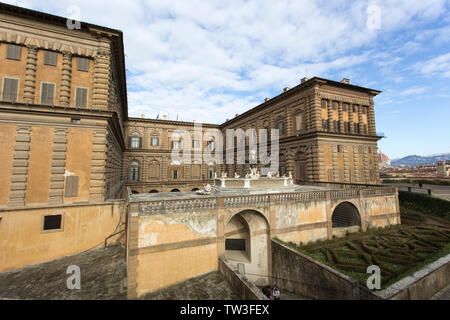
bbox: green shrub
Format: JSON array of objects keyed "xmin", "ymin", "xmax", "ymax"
[{"xmin": 399, "ymin": 191, "xmax": 450, "ymax": 219}]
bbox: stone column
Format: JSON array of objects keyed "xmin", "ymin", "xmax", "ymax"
[
  {"xmin": 92, "ymin": 45, "xmax": 111, "ymax": 110},
  {"xmin": 89, "ymin": 128, "xmax": 107, "ymax": 201},
  {"xmin": 338, "ymin": 101, "xmax": 344, "ymax": 133},
  {"xmin": 60, "ymin": 51, "xmax": 72, "ymax": 107},
  {"xmin": 8, "ymin": 125, "xmax": 32, "ymax": 207},
  {"xmin": 23, "ymin": 46, "xmax": 37, "ymax": 104},
  {"xmin": 49, "ymin": 128, "xmax": 68, "ymax": 205}
]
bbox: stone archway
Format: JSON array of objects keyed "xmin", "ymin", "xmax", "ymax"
[
  {"xmin": 224, "ymin": 210, "xmax": 270, "ymax": 286},
  {"xmin": 331, "ymin": 202, "xmax": 361, "ymax": 237}
]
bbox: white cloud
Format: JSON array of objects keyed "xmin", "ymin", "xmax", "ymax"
[
  {"xmin": 415, "ymin": 53, "xmax": 450, "ymax": 77},
  {"xmin": 4, "ymin": 0, "xmax": 450, "ymax": 123}
]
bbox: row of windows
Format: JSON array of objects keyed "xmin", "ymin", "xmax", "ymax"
[
  {"xmin": 322, "ymin": 119, "xmax": 368, "ymax": 135},
  {"xmin": 321, "ymin": 99, "xmax": 369, "ymax": 114},
  {"xmin": 1, "ymin": 77, "xmax": 89, "ymax": 107},
  {"xmin": 129, "ymin": 134, "xmax": 216, "ymax": 150},
  {"xmin": 129, "ymin": 163, "xmax": 215, "ymax": 182},
  {"xmin": 327, "ymin": 168, "xmax": 376, "ymax": 182},
  {"xmin": 3, "ymin": 44, "xmax": 90, "ymax": 71}
]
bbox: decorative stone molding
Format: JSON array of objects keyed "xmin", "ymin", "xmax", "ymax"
[
  {"xmin": 89, "ymin": 128, "xmax": 107, "ymax": 201},
  {"xmin": 92, "ymin": 43, "xmax": 111, "ymax": 110},
  {"xmin": 48, "ymin": 128, "xmax": 68, "ymax": 205},
  {"xmin": 59, "ymin": 51, "xmax": 72, "ymax": 107},
  {"xmin": 23, "ymin": 45, "xmax": 37, "ymax": 104},
  {"xmin": 8, "ymin": 125, "xmax": 32, "ymax": 207}
]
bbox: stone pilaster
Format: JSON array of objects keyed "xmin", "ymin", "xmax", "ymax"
[
  {"xmin": 9, "ymin": 125, "xmax": 32, "ymax": 207},
  {"xmin": 363, "ymin": 147, "xmax": 370, "ymax": 183},
  {"xmin": 353, "ymin": 145, "xmax": 360, "ymax": 183},
  {"xmin": 343, "ymin": 145, "xmax": 350, "ymax": 182},
  {"xmin": 304, "ymin": 97, "xmax": 311, "ymax": 132},
  {"xmin": 310, "ymin": 91, "xmax": 322, "ymax": 132},
  {"xmin": 92, "ymin": 44, "xmax": 111, "ymax": 110},
  {"xmin": 327, "ymin": 100, "xmax": 333, "ymax": 132},
  {"xmin": 285, "ymin": 107, "xmax": 293, "ymax": 136},
  {"xmin": 23, "ymin": 45, "xmax": 37, "ymax": 104},
  {"xmin": 49, "ymin": 128, "xmax": 68, "ymax": 205},
  {"xmin": 358, "ymin": 105, "xmax": 364, "ymax": 135},
  {"xmin": 349, "ymin": 105, "xmax": 355, "ymax": 134},
  {"xmin": 338, "ymin": 101, "xmax": 344, "ymax": 133},
  {"xmin": 368, "ymin": 97, "xmax": 376, "ymax": 136},
  {"xmin": 60, "ymin": 51, "xmax": 72, "ymax": 107},
  {"xmin": 317, "ymin": 144, "xmax": 325, "ymax": 181},
  {"xmin": 89, "ymin": 128, "xmax": 107, "ymax": 201},
  {"xmin": 331, "ymin": 145, "xmax": 338, "ymax": 181}
]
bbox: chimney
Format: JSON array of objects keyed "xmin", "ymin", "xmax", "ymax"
[
  {"xmin": 341, "ymin": 78, "xmax": 350, "ymax": 84},
  {"xmin": 163, "ymin": 115, "xmax": 167, "ymax": 120},
  {"xmin": 141, "ymin": 114, "xmax": 145, "ymax": 119},
  {"xmin": 301, "ymin": 77, "xmax": 309, "ymax": 83},
  {"xmin": 264, "ymin": 97, "xmax": 270, "ymax": 102},
  {"xmin": 283, "ymin": 87, "xmax": 290, "ymax": 92}
]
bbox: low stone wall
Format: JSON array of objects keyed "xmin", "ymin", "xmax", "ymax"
[
  {"xmin": 218, "ymin": 258, "xmax": 269, "ymax": 300},
  {"xmin": 375, "ymin": 254, "xmax": 450, "ymax": 300},
  {"xmin": 271, "ymin": 240, "xmax": 379, "ymax": 300}
]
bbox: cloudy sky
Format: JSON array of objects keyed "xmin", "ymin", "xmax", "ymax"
[{"xmin": 6, "ymin": 0, "xmax": 450, "ymax": 159}]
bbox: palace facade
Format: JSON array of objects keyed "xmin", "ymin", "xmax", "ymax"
[{"xmin": 0, "ymin": 3, "xmax": 391, "ymax": 284}]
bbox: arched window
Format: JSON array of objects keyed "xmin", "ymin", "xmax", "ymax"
[
  {"xmin": 149, "ymin": 190, "xmax": 159, "ymax": 193},
  {"xmin": 276, "ymin": 120, "xmax": 285, "ymax": 135},
  {"xmin": 130, "ymin": 132, "xmax": 142, "ymax": 149},
  {"xmin": 171, "ymin": 189, "xmax": 180, "ymax": 192},
  {"xmin": 332, "ymin": 202, "xmax": 361, "ymax": 228},
  {"xmin": 130, "ymin": 161, "xmax": 140, "ymax": 182}
]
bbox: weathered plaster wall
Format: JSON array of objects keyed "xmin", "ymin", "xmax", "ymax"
[
  {"xmin": 0, "ymin": 124, "xmax": 15, "ymax": 206},
  {"xmin": 0, "ymin": 201, "xmax": 123, "ymax": 272}
]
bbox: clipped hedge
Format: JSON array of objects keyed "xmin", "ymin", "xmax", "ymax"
[{"xmin": 399, "ymin": 191, "xmax": 450, "ymax": 219}]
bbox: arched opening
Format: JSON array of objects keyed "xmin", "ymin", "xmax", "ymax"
[
  {"xmin": 149, "ymin": 190, "xmax": 159, "ymax": 193},
  {"xmin": 171, "ymin": 189, "xmax": 180, "ymax": 192},
  {"xmin": 224, "ymin": 210, "xmax": 270, "ymax": 286},
  {"xmin": 130, "ymin": 161, "xmax": 140, "ymax": 182},
  {"xmin": 131, "ymin": 190, "xmax": 139, "ymax": 194},
  {"xmin": 331, "ymin": 202, "xmax": 361, "ymax": 237},
  {"xmin": 191, "ymin": 188, "xmax": 200, "ymax": 192}
]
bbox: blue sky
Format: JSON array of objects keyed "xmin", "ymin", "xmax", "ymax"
[{"xmin": 6, "ymin": 0, "xmax": 450, "ymax": 159}]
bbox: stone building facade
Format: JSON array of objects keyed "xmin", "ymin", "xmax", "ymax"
[{"xmin": 0, "ymin": 3, "xmax": 127, "ymax": 272}]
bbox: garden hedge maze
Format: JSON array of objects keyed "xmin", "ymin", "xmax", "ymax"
[{"xmin": 302, "ymin": 225, "xmax": 450, "ymax": 286}]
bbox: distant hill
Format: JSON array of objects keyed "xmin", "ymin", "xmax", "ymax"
[{"xmin": 391, "ymin": 153, "xmax": 450, "ymax": 167}]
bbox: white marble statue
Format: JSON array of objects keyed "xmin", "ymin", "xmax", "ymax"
[
  {"xmin": 221, "ymin": 172, "xmax": 228, "ymax": 179},
  {"xmin": 234, "ymin": 172, "xmax": 240, "ymax": 179},
  {"xmin": 267, "ymin": 172, "xmax": 272, "ymax": 178}
]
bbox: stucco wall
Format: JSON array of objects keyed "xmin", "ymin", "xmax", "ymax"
[{"xmin": 0, "ymin": 201, "xmax": 124, "ymax": 272}]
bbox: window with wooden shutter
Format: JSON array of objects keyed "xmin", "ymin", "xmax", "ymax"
[
  {"xmin": 295, "ymin": 114, "xmax": 303, "ymax": 131},
  {"xmin": 44, "ymin": 51, "xmax": 57, "ymax": 66},
  {"xmin": 192, "ymin": 165, "xmax": 201, "ymax": 179},
  {"xmin": 77, "ymin": 57, "xmax": 90, "ymax": 71},
  {"xmin": 65, "ymin": 176, "xmax": 79, "ymax": 197},
  {"xmin": 40, "ymin": 82, "xmax": 55, "ymax": 105},
  {"xmin": 2, "ymin": 78, "xmax": 19, "ymax": 102},
  {"xmin": 75, "ymin": 87, "xmax": 88, "ymax": 108},
  {"xmin": 6, "ymin": 44, "xmax": 21, "ymax": 60}
]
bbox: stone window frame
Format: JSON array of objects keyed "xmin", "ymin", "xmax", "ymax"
[
  {"xmin": 41, "ymin": 213, "xmax": 65, "ymax": 234},
  {"xmin": 294, "ymin": 112, "xmax": 305, "ymax": 132},
  {"xmin": 40, "ymin": 81, "xmax": 56, "ymax": 105},
  {"xmin": 151, "ymin": 136, "xmax": 160, "ymax": 147},
  {"xmin": 130, "ymin": 161, "xmax": 140, "ymax": 182},
  {"xmin": 130, "ymin": 132, "xmax": 142, "ymax": 149},
  {"xmin": 275, "ymin": 118, "xmax": 285, "ymax": 135},
  {"xmin": 1, "ymin": 76, "xmax": 20, "ymax": 102}
]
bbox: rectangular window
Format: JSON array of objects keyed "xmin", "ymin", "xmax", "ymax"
[
  {"xmin": 225, "ymin": 239, "xmax": 246, "ymax": 251},
  {"xmin": 131, "ymin": 137, "xmax": 141, "ymax": 149},
  {"xmin": 44, "ymin": 51, "xmax": 57, "ymax": 66},
  {"xmin": 206, "ymin": 140, "xmax": 215, "ymax": 151},
  {"xmin": 172, "ymin": 141, "xmax": 180, "ymax": 150},
  {"xmin": 151, "ymin": 137, "xmax": 159, "ymax": 146},
  {"xmin": 295, "ymin": 114, "xmax": 304, "ymax": 131},
  {"xmin": 322, "ymin": 119, "xmax": 329, "ymax": 131},
  {"xmin": 332, "ymin": 101, "xmax": 337, "ymax": 110},
  {"xmin": 192, "ymin": 140, "xmax": 200, "ymax": 148},
  {"xmin": 327, "ymin": 168, "xmax": 334, "ymax": 182},
  {"xmin": 40, "ymin": 82, "xmax": 56, "ymax": 105},
  {"xmin": 6, "ymin": 44, "xmax": 21, "ymax": 60},
  {"xmin": 280, "ymin": 165, "xmax": 286, "ymax": 176},
  {"xmin": 75, "ymin": 87, "xmax": 88, "ymax": 108},
  {"xmin": 276, "ymin": 121, "xmax": 285, "ymax": 135},
  {"xmin": 342, "ymin": 104, "xmax": 348, "ymax": 112},
  {"xmin": 43, "ymin": 215, "xmax": 62, "ymax": 231},
  {"xmin": 172, "ymin": 170, "xmax": 178, "ymax": 179},
  {"xmin": 2, "ymin": 78, "xmax": 19, "ymax": 102},
  {"xmin": 353, "ymin": 105, "xmax": 358, "ymax": 113},
  {"xmin": 337, "ymin": 145, "xmax": 343, "ymax": 153},
  {"xmin": 333, "ymin": 120, "xmax": 338, "ymax": 132},
  {"xmin": 77, "ymin": 57, "xmax": 90, "ymax": 72},
  {"xmin": 321, "ymin": 99, "xmax": 327, "ymax": 108},
  {"xmin": 71, "ymin": 118, "xmax": 81, "ymax": 124},
  {"xmin": 64, "ymin": 176, "xmax": 79, "ymax": 197}
]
